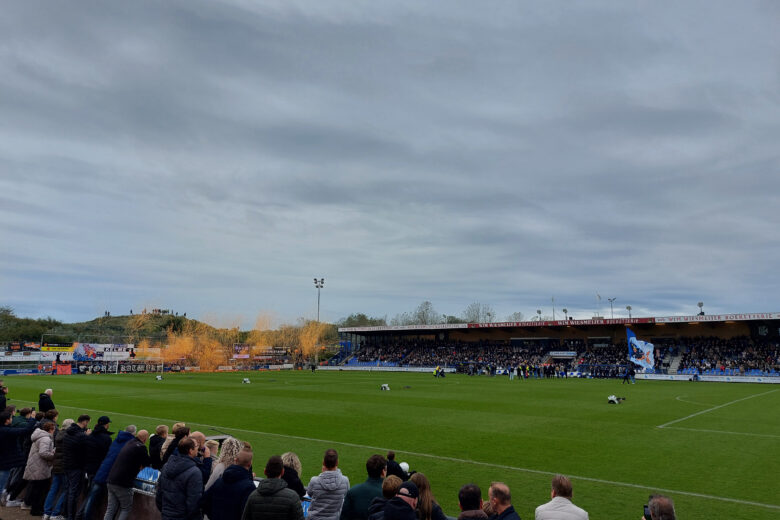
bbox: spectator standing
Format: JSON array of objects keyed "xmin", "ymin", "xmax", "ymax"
[
  {"xmin": 149, "ymin": 425, "xmax": 169, "ymax": 470},
  {"xmin": 0, "ymin": 409, "xmax": 36, "ymax": 505},
  {"xmin": 155, "ymin": 437, "xmax": 203, "ymax": 520},
  {"xmin": 383, "ymin": 481, "xmax": 419, "ymax": 520},
  {"xmin": 643, "ymin": 495, "xmax": 676, "ymax": 520},
  {"xmin": 457, "ymin": 484, "xmax": 487, "ymax": 520},
  {"xmin": 535, "ymin": 475, "xmax": 588, "ymax": 520},
  {"xmin": 409, "ymin": 473, "xmax": 446, "ymax": 520},
  {"xmin": 81, "ymin": 424, "xmax": 137, "ymax": 520},
  {"xmin": 488, "ymin": 483, "xmax": 520, "ymax": 520},
  {"xmin": 367, "ymin": 475, "xmax": 402, "ymax": 520},
  {"xmin": 307, "ymin": 449, "xmax": 350, "ymax": 520},
  {"xmin": 63, "ymin": 414, "xmax": 91, "ymax": 520},
  {"xmin": 189, "ymin": 431, "xmax": 214, "ymax": 484},
  {"xmin": 39, "ymin": 388, "xmax": 56, "ymax": 413},
  {"xmin": 202, "ymin": 449, "xmax": 256, "ymax": 520},
  {"xmin": 205, "ymin": 437, "xmax": 243, "ymax": 490},
  {"xmin": 281, "ymin": 452, "xmax": 306, "ymax": 499},
  {"xmin": 241, "ymin": 455, "xmax": 303, "ymax": 520},
  {"xmin": 385, "ymin": 452, "xmax": 409, "ymax": 482},
  {"xmin": 341, "ymin": 454, "xmax": 387, "ymax": 520},
  {"xmin": 162, "ymin": 424, "xmax": 190, "ymax": 466},
  {"xmin": 43, "ymin": 418, "xmax": 74, "ymax": 520},
  {"xmin": 21, "ymin": 421, "xmax": 57, "ymax": 515},
  {"xmin": 0, "ymin": 381, "xmax": 7, "ymax": 412},
  {"xmin": 105, "ymin": 429, "xmax": 151, "ymax": 520}
]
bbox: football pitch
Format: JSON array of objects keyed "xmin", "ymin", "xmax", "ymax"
[{"xmin": 7, "ymin": 371, "xmax": 779, "ymax": 520}]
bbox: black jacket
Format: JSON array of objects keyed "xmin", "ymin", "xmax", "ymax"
[
  {"xmin": 386, "ymin": 460, "xmax": 409, "ymax": 481},
  {"xmin": 108, "ymin": 437, "xmax": 151, "ymax": 488},
  {"xmin": 383, "ymin": 498, "xmax": 417, "ymax": 520},
  {"xmin": 282, "ymin": 465, "xmax": 306, "ymax": 498},
  {"xmin": 38, "ymin": 393, "xmax": 55, "ymax": 413},
  {"xmin": 242, "ymin": 478, "xmax": 303, "ymax": 520},
  {"xmin": 202, "ymin": 464, "xmax": 256, "ymax": 520},
  {"xmin": 84, "ymin": 424, "xmax": 114, "ymax": 475},
  {"xmin": 149, "ymin": 434, "xmax": 166, "ymax": 470},
  {"xmin": 162, "ymin": 435, "xmax": 184, "ymax": 466},
  {"xmin": 0, "ymin": 417, "xmax": 36, "ymax": 470},
  {"xmin": 51, "ymin": 427, "xmax": 68, "ymax": 474},
  {"xmin": 155, "ymin": 453, "xmax": 203, "ymax": 520},
  {"xmin": 490, "ymin": 505, "xmax": 521, "ymax": 520},
  {"xmin": 62, "ymin": 422, "xmax": 89, "ymax": 471},
  {"xmin": 367, "ymin": 497, "xmax": 388, "ymax": 520}
]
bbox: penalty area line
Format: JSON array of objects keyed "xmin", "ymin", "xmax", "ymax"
[
  {"xmin": 657, "ymin": 389, "xmax": 778, "ymax": 429},
  {"xmin": 659, "ymin": 426, "xmax": 780, "ymax": 439},
  {"xmin": 15, "ymin": 399, "xmax": 780, "ymax": 511}
]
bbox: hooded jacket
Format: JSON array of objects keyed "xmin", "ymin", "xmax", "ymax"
[
  {"xmin": 62, "ymin": 422, "xmax": 88, "ymax": 471},
  {"xmin": 155, "ymin": 453, "xmax": 203, "ymax": 520},
  {"xmin": 307, "ymin": 469, "xmax": 350, "ymax": 520},
  {"xmin": 95, "ymin": 430, "xmax": 136, "ymax": 485},
  {"xmin": 23, "ymin": 427, "xmax": 56, "ymax": 480},
  {"xmin": 201, "ymin": 464, "xmax": 256, "ymax": 520},
  {"xmin": 84, "ymin": 423, "xmax": 114, "ymax": 475},
  {"xmin": 241, "ymin": 477, "xmax": 303, "ymax": 520}
]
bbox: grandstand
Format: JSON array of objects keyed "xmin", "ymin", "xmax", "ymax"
[{"xmin": 337, "ymin": 312, "xmax": 780, "ymax": 380}]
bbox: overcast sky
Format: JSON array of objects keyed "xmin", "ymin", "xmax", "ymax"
[{"xmin": 1, "ymin": 1, "xmax": 779, "ymax": 327}]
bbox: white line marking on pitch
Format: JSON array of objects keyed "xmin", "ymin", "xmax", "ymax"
[
  {"xmin": 657, "ymin": 389, "xmax": 779, "ymax": 429},
  {"xmin": 16, "ymin": 399, "xmax": 780, "ymax": 511},
  {"xmin": 660, "ymin": 426, "xmax": 780, "ymax": 439},
  {"xmin": 674, "ymin": 395, "xmax": 715, "ymax": 407}
]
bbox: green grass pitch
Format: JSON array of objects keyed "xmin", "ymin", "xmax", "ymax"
[{"xmin": 6, "ymin": 371, "xmax": 779, "ymax": 519}]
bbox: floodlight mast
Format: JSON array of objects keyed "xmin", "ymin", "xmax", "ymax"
[{"xmin": 314, "ymin": 278, "xmax": 325, "ymax": 322}]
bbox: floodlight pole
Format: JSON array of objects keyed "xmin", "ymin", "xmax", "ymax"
[
  {"xmin": 608, "ymin": 297, "xmax": 616, "ymax": 319},
  {"xmin": 314, "ymin": 278, "xmax": 325, "ymax": 366}
]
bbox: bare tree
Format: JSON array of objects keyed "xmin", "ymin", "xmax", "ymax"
[
  {"xmin": 462, "ymin": 302, "xmax": 497, "ymax": 323},
  {"xmin": 506, "ymin": 311, "xmax": 525, "ymax": 322}
]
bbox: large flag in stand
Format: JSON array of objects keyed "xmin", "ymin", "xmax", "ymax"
[{"xmin": 627, "ymin": 328, "xmax": 655, "ymax": 370}]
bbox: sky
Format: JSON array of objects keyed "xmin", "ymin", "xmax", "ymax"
[{"xmin": 1, "ymin": 1, "xmax": 779, "ymax": 327}]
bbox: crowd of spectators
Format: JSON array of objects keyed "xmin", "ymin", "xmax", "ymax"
[
  {"xmin": 350, "ymin": 335, "xmax": 780, "ymax": 377},
  {"xmin": 0, "ymin": 388, "xmax": 677, "ymax": 520},
  {"xmin": 677, "ymin": 336, "xmax": 780, "ymax": 375}
]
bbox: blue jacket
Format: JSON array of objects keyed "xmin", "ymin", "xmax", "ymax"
[
  {"xmin": 94, "ymin": 430, "xmax": 136, "ymax": 484},
  {"xmin": 201, "ymin": 464, "xmax": 255, "ymax": 520},
  {"xmin": 156, "ymin": 453, "xmax": 203, "ymax": 520}
]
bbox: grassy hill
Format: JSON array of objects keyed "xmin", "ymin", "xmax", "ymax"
[{"xmin": 0, "ymin": 307, "xmax": 228, "ymax": 344}]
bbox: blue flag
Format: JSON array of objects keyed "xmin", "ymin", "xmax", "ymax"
[{"xmin": 627, "ymin": 328, "xmax": 655, "ymax": 370}]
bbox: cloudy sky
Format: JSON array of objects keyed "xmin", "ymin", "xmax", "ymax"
[{"xmin": 1, "ymin": 1, "xmax": 779, "ymax": 327}]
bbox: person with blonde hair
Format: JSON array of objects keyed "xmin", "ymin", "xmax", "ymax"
[
  {"xmin": 149, "ymin": 424, "xmax": 169, "ymax": 469},
  {"xmin": 205, "ymin": 437, "xmax": 244, "ymax": 490},
  {"xmin": 281, "ymin": 451, "xmax": 306, "ymax": 498},
  {"xmin": 409, "ymin": 473, "xmax": 446, "ymax": 520},
  {"xmin": 161, "ymin": 422, "xmax": 189, "ymax": 465}
]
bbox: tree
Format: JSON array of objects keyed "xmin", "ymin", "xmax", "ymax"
[
  {"xmin": 337, "ymin": 313, "xmax": 387, "ymax": 328},
  {"xmin": 462, "ymin": 302, "xmax": 496, "ymax": 323},
  {"xmin": 506, "ymin": 312, "xmax": 525, "ymax": 322},
  {"xmin": 414, "ymin": 301, "xmax": 441, "ymax": 325},
  {"xmin": 390, "ymin": 301, "xmax": 443, "ymax": 326}
]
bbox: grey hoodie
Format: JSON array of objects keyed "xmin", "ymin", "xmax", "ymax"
[{"xmin": 307, "ymin": 469, "xmax": 350, "ymax": 520}]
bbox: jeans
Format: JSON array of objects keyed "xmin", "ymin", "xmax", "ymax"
[
  {"xmin": 44, "ymin": 473, "xmax": 67, "ymax": 516},
  {"xmin": 66, "ymin": 469, "xmax": 85, "ymax": 520},
  {"xmin": 0, "ymin": 469, "xmax": 10, "ymax": 495},
  {"xmin": 80, "ymin": 481, "xmax": 106, "ymax": 520},
  {"xmin": 104, "ymin": 484, "xmax": 134, "ymax": 520}
]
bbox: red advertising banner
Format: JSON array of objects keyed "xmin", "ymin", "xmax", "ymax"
[
  {"xmin": 468, "ymin": 318, "xmax": 655, "ymax": 328},
  {"xmin": 56, "ymin": 364, "xmax": 72, "ymax": 375}
]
